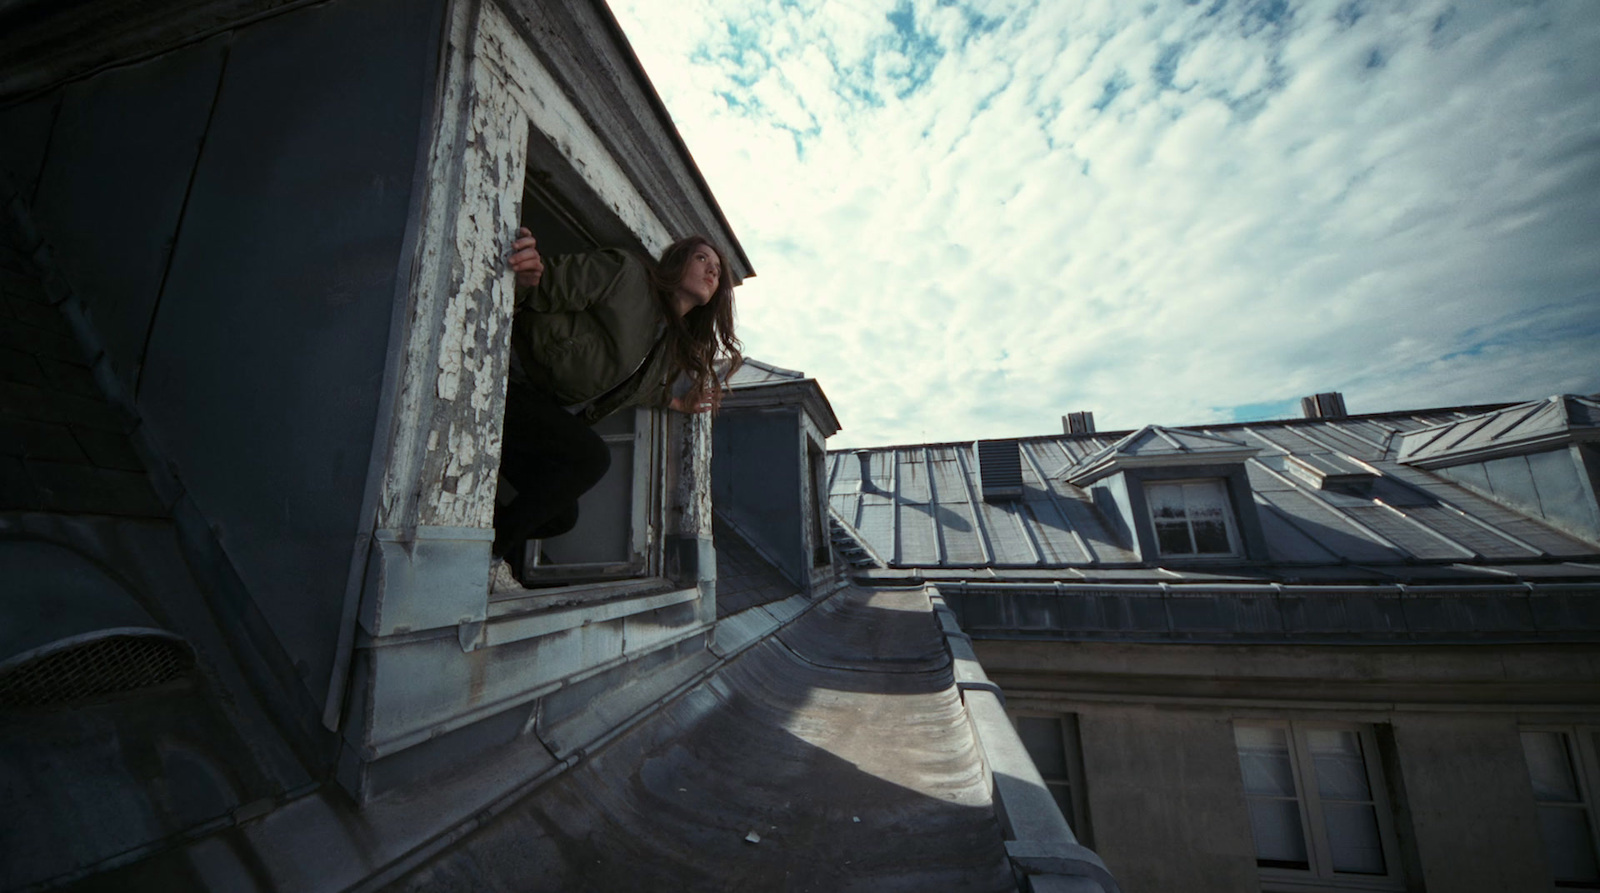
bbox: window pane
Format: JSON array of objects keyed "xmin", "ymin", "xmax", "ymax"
[
  {"xmin": 1047, "ymin": 782, "xmax": 1076, "ymax": 830},
  {"xmin": 1537, "ymin": 806, "xmax": 1600, "ymax": 882},
  {"xmin": 1307, "ymin": 729, "xmax": 1373, "ymax": 801},
  {"xmin": 1155, "ymin": 521, "xmax": 1194, "ymax": 555},
  {"xmin": 1185, "ymin": 482, "xmax": 1232, "ymax": 552},
  {"xmin": 1017, "ymin": 717, "xmax": 1068, "ymax": 777},
  {"xmin": 1190, "ymin": 519, "xmax": 1231, "ymax": 553},
  {"xmin": 1181, "ymin": 481, "xmax": 1228, "ymax": 519},
  {"xmin": 1523, "ymin": 732, "xmax": 1583, "ymax": 803},
  {"xmin": 1247, "ymin": 799, "xmax": 1309, "ymax": 868},
  {"xmin": 1236, "ymin": 726, "xmax": 1298, "ymax": 797},
  {"xmin": 1147, "ymin": 483, "xmax": 1186, "ymax": 520},
  {"xmin": 1324, "ymin": 802, "xmax": 1387, "ymax": 875}
]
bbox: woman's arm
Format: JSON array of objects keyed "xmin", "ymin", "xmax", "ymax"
[
  {"xmin": 507, "ymin": 227, "xmax": 632, "ymax": 314},
  {"xmin": 667, "ymin": 390, "xmax": 714, "ymax": 414}
]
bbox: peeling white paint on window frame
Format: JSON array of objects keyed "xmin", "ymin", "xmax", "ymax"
[{"xmin": 380, "ymin": 0, "xmax": 679, "ymax": 533}]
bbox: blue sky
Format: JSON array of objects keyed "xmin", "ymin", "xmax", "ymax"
[{"xmin": 612, "ymin": 0, "xmax": 1600, "ymax": 449}]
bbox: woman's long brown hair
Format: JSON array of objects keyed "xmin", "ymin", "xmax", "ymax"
[{"xmin": 650, "ymin": 236, "xmax": 743, "ymax": 412}]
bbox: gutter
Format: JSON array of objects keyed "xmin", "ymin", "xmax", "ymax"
[
  {"xmin": 927, "ymin": 579, "xmax": 1599, "ymax": 597},
  {"xmin": 923, "ymin": 583, "xmax": 1123, "ymax": 893}
]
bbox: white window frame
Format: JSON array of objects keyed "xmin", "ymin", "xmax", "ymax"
[
  {"xmin": 1235, "ymin": 720, "xmax": 1406, "ymax": 893},
  {"xmin": 1145, "ymin": 478, "xmax": 1242, "ymax": 558},
  {"xmin": 1011, "ymin": 711, "xmax": 1093, "ymax": 847},
  {"xmin": 521, "ymin": 405, "xmax": 665, "ymax": 584},
  {"xmin": 1520, "ymin": 725, "xmax": 1600, "ymax": 889}
]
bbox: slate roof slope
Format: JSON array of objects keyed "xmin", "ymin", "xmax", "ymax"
[
  {"xmin": 391, "ymin": 583, "xmax": 1015, "ymax": 893},
  {"xmin": 828, "ymin": 406, "xmax": 1600, "ymax": 579},
  {"xmin": 727, "ymin": 356, "xmax": 806, "ymax": 387},
  {"xmin": 713, "ymin": 515, "xmax": 801, "ymax": 617}
]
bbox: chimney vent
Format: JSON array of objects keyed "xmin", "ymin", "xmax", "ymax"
[
  {"xmin": 1301, "ymin": 392, "xmax": 1348, "ymax": 419},
  {"xmin": 975, "ymin": 440, "xmax": 1024, "ymax": 501},
  {"xmin": 855, "ymin": 450, "xmax": 876, "ymax": 493},
  {"xmin": 1062, "ymin": 411, "xmax": 1096, "ymax": 435}
]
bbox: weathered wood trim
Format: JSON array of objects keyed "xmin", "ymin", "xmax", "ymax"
[
  {"xmin": 379, "ymin": 0, "xmax": 678, "ymax": 532},
  {"xmin": 493, "ymin": 0, "xmax": 752, "ymax": 278}
]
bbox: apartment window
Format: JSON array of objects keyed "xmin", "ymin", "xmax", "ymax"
[
  {"xmin": 1146, "ymin": 479, "xmax": 1239, "ymax": 557},
  {"xmin": 1014, "ymin": 713, "xmax": 1093, "ymax": 846},
  {"xmin": 1521, "ymin": 729, "xmax": 1600, "ymax": 887},
  {"xmin": 1235, "ymin": 721, "xmax": 1404, "ymax": 890}
]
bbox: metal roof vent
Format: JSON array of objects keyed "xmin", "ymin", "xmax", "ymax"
[
  {"xmin": 1301, "ymin": 392, "xmax": 1348, "ymax": 419},
  {"xmin": 0, "ymin": 632, "xmax": 193, "ymax": 709},
  {"xmin": 855, "ymin": 449, "xmax": 877, "ymax": 493},
  {"xmin": 1062, "ymin": 411, "xmax": 1096, "ymax": 435},
  {"xmin": 1285, "ymin": 453, "xmax": 1377, "ymax": 492},
  {"xmin": 975, "ymin": 440, "xmax": 1024, "ymax": 501}
]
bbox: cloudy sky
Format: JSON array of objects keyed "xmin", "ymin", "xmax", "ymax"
[{"xmin": 611, "ymin": 0, "xmax": 1600, "ymax": 449}]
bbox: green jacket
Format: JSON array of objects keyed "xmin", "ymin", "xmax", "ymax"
[{"xmin": 509, "ymin": 248, "xmax": 673, "ymax": 424}]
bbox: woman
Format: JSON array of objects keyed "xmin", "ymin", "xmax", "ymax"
[{"xmin": 491, "ymin": 227, "xmax": 742, "ymax": 590}]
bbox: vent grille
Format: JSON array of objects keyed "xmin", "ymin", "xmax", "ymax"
[
  {"xmin": 0, "ymin": 634, "xmax": 193, "ymax": 708},
  {"xmin": 976, "ymin": 440, "xmax": 1024, "ymax": 501}
]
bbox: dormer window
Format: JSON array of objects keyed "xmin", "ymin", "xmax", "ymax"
[
  {"xmin": 1398, "ymin": 395, "xmax": 1600, "ymax": 544},
  {"xmin": 1147, "ymin": 480, "xmax": 1239, "ymax": 557},
  {"xmin": 1062, "ymin": 425, "xmax": 1267, "ymax": 563}
]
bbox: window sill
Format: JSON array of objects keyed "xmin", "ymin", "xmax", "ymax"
[
  {"xmin": 488, "ymin": 575, "xmax": 675, "ymax": 611},
  {"xmin": 484, "ymin": 577, "xmax": 699, "ymax": 648},
  {"xmin": 1260, "ymin": 869, "xmax": 1406, "ymax": 893}
]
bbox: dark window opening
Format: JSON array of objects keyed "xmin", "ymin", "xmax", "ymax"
[{"xmin": 809, "ymin": 441, "xmax": 829, "ymax": 567}]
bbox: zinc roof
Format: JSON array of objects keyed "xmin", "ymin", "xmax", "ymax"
[
  {"xmin": 1397, "ymin": 394, "xmax": 1600, "ymax": 468},
  {"xmin": 827, "ymin": 407, "xmax": 1599, "ymax": 578}
]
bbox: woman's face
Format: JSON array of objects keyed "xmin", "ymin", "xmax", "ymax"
[{"xmin": 677, "ymin": 244, "xmax": 722, "ymax": 308}]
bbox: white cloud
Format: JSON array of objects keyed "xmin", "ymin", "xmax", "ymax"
[{"xmin": 613, "ymin": 0, "xmax": 1600, "ymax": 447}]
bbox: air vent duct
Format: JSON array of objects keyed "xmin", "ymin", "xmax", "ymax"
[
  {"xmin": 976, "ymin": 440, "xmax": 1024, "ymax": 501},
  {"xmin": 1062, "ymin": 411, "xmax": 1096, "ymax": 435},
  {"xmin": 0, "ymin": 631, "xmax": 193, "ymax": 709},
  {"xmin": 1301, "ymin": 392, "xmax": 1348, "ymax": 419}
]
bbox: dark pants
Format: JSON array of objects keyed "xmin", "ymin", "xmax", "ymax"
[{"xmin": 493, "ymin": 384, "xmax": 611, "ymax": 569}]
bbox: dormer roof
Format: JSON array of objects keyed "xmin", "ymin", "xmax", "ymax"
[
  {"xmin": 727, "ymin": 357, "xmax": 806, "ymax": 387},
  {"xmin": 723, "ymin": 358, "xmax": 841, "ymax": 437},
  {"xmin": 1063, "ymin": 425, "xmax": 1260, "ymax": 485},
  {"xmin": 1397, "ymin": 394, "xmax": 1600, "ymax": 469}
]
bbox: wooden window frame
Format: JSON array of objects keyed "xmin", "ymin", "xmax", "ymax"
[
  {"xmin": 1236, "ymin": 720, "xmax": 1407, "ymax": 893},
  {"xmin": 522, "ymin": 404, "xmax": 666, "ymax": 584}
]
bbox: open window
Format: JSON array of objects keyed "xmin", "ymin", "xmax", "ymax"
[{"xmin": 497, "ymin": 130, "xmax": 669, "ymax": 588}]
